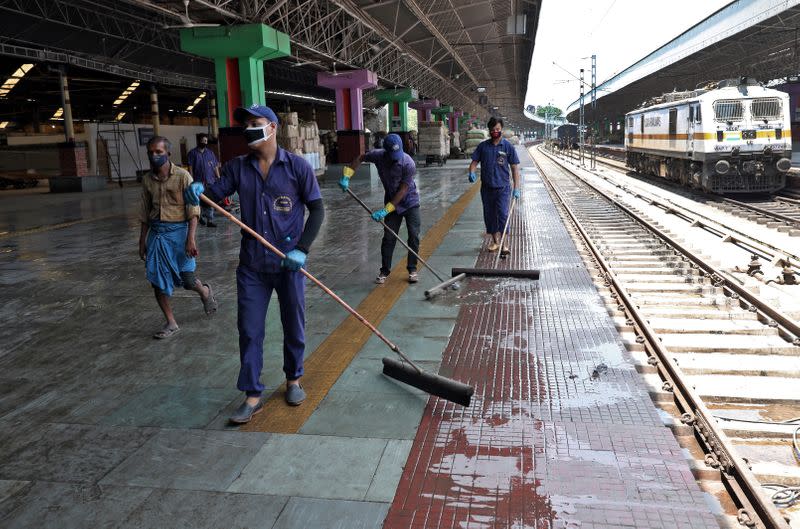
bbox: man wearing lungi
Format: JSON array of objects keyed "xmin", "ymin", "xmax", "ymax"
[{"xmin": 138, "ymin": 136, "xmax": 217, "ymax": 339}]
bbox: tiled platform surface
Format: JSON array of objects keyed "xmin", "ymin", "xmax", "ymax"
[{"xmin": 383, "ymin": 148, "xmax": 719, "ymax": 529}]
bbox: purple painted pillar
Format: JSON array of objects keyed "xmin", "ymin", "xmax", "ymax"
[
  {"xmin": 448, "ymin": 110, "xmax": 463, "ymax": 132},
  {"xmin": 409, "ymin": 99, "xmax": 440, "ymax": 123},
  {"xmin": 317, "ymin": 69, "xmax": 378, "ymax": 163}
]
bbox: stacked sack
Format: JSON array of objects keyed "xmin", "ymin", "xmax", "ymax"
[
  {"xmin": 417, "ymin": 121, "xmax": 449, "ymax": 156},
  {"xmin": 502, "ymin": 129, "xmax": 521, "ymax": 145},
  {"xmin": 464, "ymin": 128, "xmax": 488, "ymax": 156}
]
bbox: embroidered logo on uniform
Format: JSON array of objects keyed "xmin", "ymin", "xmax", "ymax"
[
  {"xmin": 497, "ymin": 151, "xmax": 507, "ymax": 166},
  {"xmin": 392, "ymin": 144, "xmax": 400, "ymax": 151},
  {"xmin": 273, "ymin": 195, "xmax": 292, "ymax": 212}
]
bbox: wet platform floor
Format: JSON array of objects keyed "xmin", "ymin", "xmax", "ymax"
[{"xmin": 0, "ymin": 150, "xmax": 719, "ymax": 528}]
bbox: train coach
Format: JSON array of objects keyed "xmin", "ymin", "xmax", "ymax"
[{"xmin": 624, "ymin": 78, "xmax": 792, "ymax": 193}]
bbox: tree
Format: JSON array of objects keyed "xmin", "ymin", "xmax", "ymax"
[{"xmin": 536, "ymin": 105, "xmax": 562, "ymax": 118}]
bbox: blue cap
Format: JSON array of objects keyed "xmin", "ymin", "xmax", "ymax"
[
  {"xmin": 383, "ymin": 133, "xmax": 404, "ymax": 161},
  {"xmin": 233, "ymin": 104, "xmax": 280, "ymax": 125}
]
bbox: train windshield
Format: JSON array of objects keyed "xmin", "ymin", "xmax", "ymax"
[
  {"xmin": 750, "ymin": 98, "xmax": 782, "ymax": 120},
  {"xmin": 713, "ymin": 100, "xmax": 743, "ymax": 121}
]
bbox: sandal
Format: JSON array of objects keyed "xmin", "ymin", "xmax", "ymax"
[
  {"xmin": 202, "ymin": 283, "xmax": 218, "ymax": 315},
  {"xmin": 487, "ymin": 242, "xmax": 500, "ymax": 252},
  {"xmin": 500, "ymin": 246, "xmax": 511, "ymax": 257},
  {"xmin": 153, "ymin": 324, "xmax": 180, "ymax": 339}
]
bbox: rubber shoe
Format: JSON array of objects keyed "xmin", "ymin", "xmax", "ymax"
[
  {"xmin": 375, "ymin": 274, "xmax": 387, "ymax": 284},
  {"xmin": 285, "ymin": 384, "xmax": 306, "ymax": 406},
  {"xmin": 229, "ymin": 399, "xmax": 264, "ymax": 424},
  {"xmin": 408, "ymin": 272, "xmax": 419, "ymax": 283}
]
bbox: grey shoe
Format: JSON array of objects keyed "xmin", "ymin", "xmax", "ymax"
[
  {"xmin": 285, "ymin": 383, "xmax": 306, "ymax": 406},
  {"xmin": 229, "ymin": 399, "xmax": 264, "ymax": 424}
]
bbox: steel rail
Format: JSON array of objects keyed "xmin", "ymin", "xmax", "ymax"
[
  {"xmin": 542, "ymin": 148, "xmax": 800, "ymax": 342},
  {"xmin": 720, "ymin": 197, "xmax": 800, "ymax": 228},
  {"xmin": 532, "ymin": 148, "xmax": 792, "ymax": 529},
  {"xmin": 555, "ymin": 149, "xmax": 800, "ymax": 274}
]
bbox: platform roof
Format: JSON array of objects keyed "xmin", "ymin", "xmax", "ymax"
[
  {"xmin": 0, "ymin": 0, "xmax": 541, "ymax": 129},
  {"xmin": 565, "ymin": 0, "xmax": 800, "ymax": 123}
]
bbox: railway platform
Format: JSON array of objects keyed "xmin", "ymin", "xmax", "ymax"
[{"xmin": 0, "ymin": 148, "xmax": 720, "ymax": 528}]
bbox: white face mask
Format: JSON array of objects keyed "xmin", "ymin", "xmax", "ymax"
[{"xmin": 244, "ymin": 125, "xmax": 273, "ymax": 147}]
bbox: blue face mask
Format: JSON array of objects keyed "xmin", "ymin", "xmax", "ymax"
[{"xmin": 148, "ymin": 153, "xmax": 169, "ymax": 170}]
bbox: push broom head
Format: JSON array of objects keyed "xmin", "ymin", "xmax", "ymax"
[{"xmin": 382, "ymin": 357, "xmax": 474, "ymax": 407}]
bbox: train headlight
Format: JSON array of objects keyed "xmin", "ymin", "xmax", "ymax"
[
  {"xmin": 776, "ymin": 158, "xmax": 792, "ymax": 172},
  {"xmin": 715, "ymin": 160, "xmax": 731, "ymax": 175}
]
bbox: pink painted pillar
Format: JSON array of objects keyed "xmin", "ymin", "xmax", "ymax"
[
  {"xmin": 317, "ymin": 69, "xmax": 378, "ymax": 163},
  {"xmin": 409, "ymin": 99, "xmax": 439, "ymax": 123}
]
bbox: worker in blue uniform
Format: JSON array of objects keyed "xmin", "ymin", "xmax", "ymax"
[
  {"xmin": 185, "ymin": 104, "xmax": 325, "ymax": 424},
  {"xmin": 467, "ymin": 117, "xmax": 521, "ymax": 255},
  {"xmin": 186, "ymin": 133, "xmax": 221, "ymax": 227},
  {"xmin": 340, "ymin": 133, "xmax": 421, "ymax": 284}
]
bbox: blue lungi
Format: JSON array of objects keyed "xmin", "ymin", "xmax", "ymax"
[{"xmin": 145, "ymin": 221, "xmax": 196, "ymax": 297}]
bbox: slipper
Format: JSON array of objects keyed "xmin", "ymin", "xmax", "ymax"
[
  {"xmin": 153, "ymin": 324, "xmax": 180, "ymax": 339},
  {"xmin": 487, "ymin": 242, "xmax": 500, "ymax": 252},
  {"xmin": 500, "ymin": 246, "xmax": 511, "ymax": 257},
  {"xmin": 203, "ymin": 283, "xmax": 218, "ymax": 315}
]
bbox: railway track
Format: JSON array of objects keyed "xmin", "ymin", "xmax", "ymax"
[
  {"xmin": 574, "ymin": 146, "xmax": 800, "ymax": 237},
  {"xmin": 532, "ymin": 146, "xmax": 800, "ymax": 529}
]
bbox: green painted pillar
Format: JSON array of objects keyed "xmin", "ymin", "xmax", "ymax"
[
  {"xmin": 180, "ymin": 24, "xmax": 290, "ymax": 127},
  {"xmin": 375, "ymin": 87, "xmax": 418, "ymax": 133},
  {"xmin": 430, "ymin": 105, "xmax": 453, "ymax": 125}
]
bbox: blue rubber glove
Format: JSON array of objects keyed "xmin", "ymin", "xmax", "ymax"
[
  {"xmin": 513, "ymin": 188, "xmax": 521, "ymax": 199},
  {"xmin": 468, "ymin": 171, "xmax": 477, "ymax": 183},
  {"xmin": 184, "ymin": 182, "xmax": 204, "ymax": 206},
  {"xmin": 281, "ymin": 249, "xmax": 307, "ymax": 271},
  {"xmin": 371, "ymin": 208, "xmax": 390, "ymax": 222}
]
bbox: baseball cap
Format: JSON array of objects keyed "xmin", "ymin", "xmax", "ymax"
[
  {"xmin": 233, "ymin": 104, "xmax": 280, "ymax": 125},
  {"xmin": 383, "ymin": 133, "xmax": 404, "ymax": 161}
]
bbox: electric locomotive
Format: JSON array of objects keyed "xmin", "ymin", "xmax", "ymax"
[{"xmin": 624, "ymin": 78, "xmax": 791, "ymax": 193}]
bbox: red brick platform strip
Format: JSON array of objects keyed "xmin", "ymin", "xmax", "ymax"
[{"xmin": 383, "ymin": 151, "xmax": 719, "ymax": 529}]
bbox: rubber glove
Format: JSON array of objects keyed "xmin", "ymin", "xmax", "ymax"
[
  {"xmin": 468, "ymin": 171, "xmax": 477, "ymax": 183},
  {"xmin": 281, "ymin": 249, "xmax": 307, "ymax": 271},
  {"xmin": 371, "ymin": 202, "xmax": 396, "ymax": 222},
  {"xmin": 184, "ymin": 182, "xmax": 204, "ymax": 206},
  {"xmin": 339, "ymin": 166, "xmax": 355, "ymax": 192},
  {"xmin": 513, "ymin": 188, "xmax": 521, "ymax": 199}
]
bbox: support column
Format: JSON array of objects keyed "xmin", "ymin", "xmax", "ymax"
[
  {"xmin": 375, "ymin": 87, "xmax": 418, "ymax": 150},
  {"xmin": 150, "ymin": 85, "xmax": 160, "ymax": 136},
  {"xmin": 57, "ymin": 68, "xmax": 75, "ymax": 142},
  {"xmin": 209, "ymin": 95, "xmax": 219, "ymax": 138},
  {"xmin": 408, "ymin": 99, "xmax": 439, "ymax": 123},
  {"xmin": 181, "ymin": 24, "xmax": 290, "ymax": 161},
  {"xmin": 431, "ymin": 105, "xmax": 453, "ymax": 126},
  {"xmin": 317, "ymin": 69, "xmax": 378, "ymax": 163}
]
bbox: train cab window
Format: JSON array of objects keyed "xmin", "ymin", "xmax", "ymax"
[
  {"xmin": 695, "ymin": 105, "xmax": 701, "ymax": 122},
  {"xmin": 669, "ymin": 108, "xmax": 677, "ymax": 136},
  {"xmin": 627, "ymin": 117, "xmax": 633, "ymax": 128},
  {"xmin": 640, "ymin": 115, "xmax": 644, "ymax": 133},
  {"xmin": 689, "ymin": 106, "xmax": 694, "ymax": 122}
]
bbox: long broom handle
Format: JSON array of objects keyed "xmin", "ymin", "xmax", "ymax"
[
  {"xmin": 199, "ymin": 194, "xmax": 421, "ymax": 372},
  {"xmin": 345, "ymin": 188, "xmax": 447, "ymax": 283},
  {"xmin": 493, "ymin": 195, "xmax": 517, "ymax": 269}
]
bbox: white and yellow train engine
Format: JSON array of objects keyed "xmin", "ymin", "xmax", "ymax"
[{"xmin": 624, "ymin": 79, "xmax": 792, "ymax": 193}]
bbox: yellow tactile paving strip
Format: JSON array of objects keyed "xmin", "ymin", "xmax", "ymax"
[{"xmin": 242, "ymin": 183, "xmax": 481, "ymax": 433}]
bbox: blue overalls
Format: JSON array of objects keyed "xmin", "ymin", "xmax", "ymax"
[
  {"xmin": 207, "ymin": 148, "xmax": 322, "ymax": 397},
  {"xmin": 471, "ymin": 138, "xmax": 520, "ymax": 234}
]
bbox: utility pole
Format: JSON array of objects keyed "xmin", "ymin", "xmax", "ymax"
[
  {"xmin": 591, "ymin": 54, "xmax": 596, "ymax": 170},
  {"xmin": 579, "ymin": 68, "xmax": 585, "ymax": 166}
]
